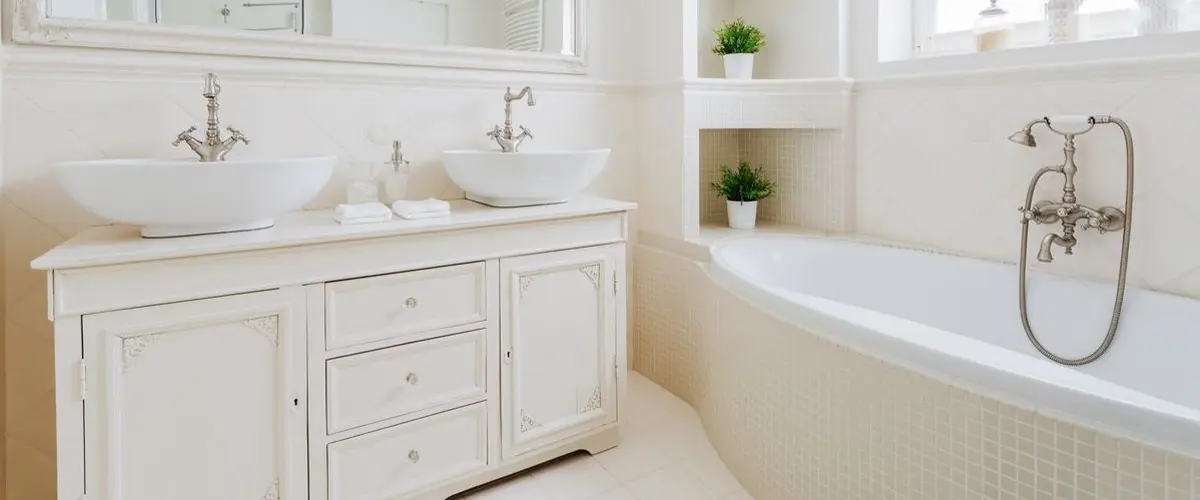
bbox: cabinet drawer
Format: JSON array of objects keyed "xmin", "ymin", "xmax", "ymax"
[
  {"xmin": 327, "ymin": 330, "xmax": 486, "ymax": 434},
  {"xmin": 326, "ymin": 263, "xmax": 487, "ymax": 350},
  {"xmin": 328, "ymin": 403, "xmax": 488, "ymax": 500}
]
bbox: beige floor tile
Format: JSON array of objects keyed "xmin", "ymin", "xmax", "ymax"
[
  {"xmin": 462, "ymin": 372, "xmax": 751, "ymax": 500},
  {"xmin": 457, "ymin": 473, "xmax": 549, "ymax": 500},
  {"xmin": 533, "ymin": 454, "xmax": 621, "ymax": 500},
  {"xmin": 679, "ymin": 447, "xmax": 746, "ymax": 496},
  {"xmin": 584, "ymin": 485, "xmax": 639, "ymax": 500},
  {"xmin": 626, "ymin": 461, "xmax": 724, "ymax": 500}
]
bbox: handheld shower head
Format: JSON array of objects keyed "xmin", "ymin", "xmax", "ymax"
[
  {"xmin": 1008, "ymin": 118, "xmax": 1049, "ymax": 147},
  {"xmin": 1008, "ymin": 129, "xmax": 1037, "ymax": 147}
]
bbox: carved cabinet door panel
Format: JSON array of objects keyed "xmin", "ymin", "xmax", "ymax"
[
  {"xmin": 499, "ymin": 245, "xmax": 623, "ymax": 459},
  {"xmin": 81, "ymin": 289, "xmax": 307, "ymax": 500}
]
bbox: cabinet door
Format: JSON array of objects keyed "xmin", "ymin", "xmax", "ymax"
[
  {"xmin": 82, "ymin": 289, "xmax": 307, "ymax": 500},
  {"xmin": 500, "ymin": 245, "xmax": 623, "ymax": 458}
]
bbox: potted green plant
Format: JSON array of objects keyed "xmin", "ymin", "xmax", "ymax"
[
  {"xmin": 712, "ymin": 18, "xmax": 766, "ymax": 80},
  {"xmin": 711, "ymin": 161, "xmax": 776, "ymax": 229}
]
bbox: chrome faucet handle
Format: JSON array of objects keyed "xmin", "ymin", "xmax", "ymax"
[
  {"xmin": 487, "ymin": 125, "xmax": 503, "ymax": 139},
  {"xmin": 1080, "ymin": 215, "xmax": 1111, "ymax": 233},
  {"xmin": 226, "ymin": 126, "xmax": 250, "ymax": 145},
  {"xmin": 518, "ymin": 125, "xmax": 534, "ymax": 139},
  {"xmin": 1019, "ymin": 206, "xmax": 1045, "ymax": 224},
  {"xmin": 172, "ymin": 126, "xmax": 199, "ymax": 146}
]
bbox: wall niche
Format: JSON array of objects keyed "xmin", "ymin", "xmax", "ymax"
[{"xmin": 699, "ymin": 128, "xmax": 849, "ymax": 232}]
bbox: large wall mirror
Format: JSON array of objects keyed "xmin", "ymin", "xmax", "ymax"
[{"xmin": 13, "ymin": 0, "xmax": 589, "ymax": 73}]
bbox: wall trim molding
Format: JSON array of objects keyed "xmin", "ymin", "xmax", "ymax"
[
  {"xmin": 0, "ymin": 46, "xmax": 637, "ymax": 94},
  {"xmin": 14, "ymin": 47, "xmax": 1195, "ymax": 94},
  {"xmin": 683, "ymin": 77, "xmax": 855, "ymax": 94},
  {"xmin": 858, "ymin": 50, "xmax": 1200, "ymax": 91},
  {"xmin": 626, "ymin": 78, "xmax": 856, "ymax": 96}
]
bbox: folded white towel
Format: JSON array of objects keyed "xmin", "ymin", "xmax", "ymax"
[
  {"xmin": 397, "ymin": 210, "xmax": 451, "ymax": 221},
  {"xmin": 334, "ymin": 213, "xmax": 393, "ymax": 225},
  {"xmin": 334, "ymin": 202, "xmax": 393, "ymax": 225},
  {"xmin": 392, "ymin": 198, "xmax": 452, "ymax": 219}
]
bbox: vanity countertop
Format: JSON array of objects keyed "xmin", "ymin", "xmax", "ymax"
[{"xmin": 33, "ymin": 196, "xmax": 636, "ymax": 270}]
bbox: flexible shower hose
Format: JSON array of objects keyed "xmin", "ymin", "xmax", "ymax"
[{"xmin": 1017, "ymin": 117, "xmax": 1135, "ymax": 366}]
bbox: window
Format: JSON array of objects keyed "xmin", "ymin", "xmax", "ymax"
[
  {"xmin": 932, "ymin": 0, "xmax": 1047, "ymax": 33},
  {"xmin": 906, "ymin": 0, "xmax": 1200, "ymax": 58}
]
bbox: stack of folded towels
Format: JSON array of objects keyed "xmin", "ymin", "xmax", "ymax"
[
  {"xmin": 392, "ymin": 198, "xmax": 452, "ymax": 220},
  {"xmin": 333, "ymin": 198, "xmax": 452, "ymax": 225},
  {"xmin": 334, "ymin": 202, "xmax": 393, "ymax": 225}
]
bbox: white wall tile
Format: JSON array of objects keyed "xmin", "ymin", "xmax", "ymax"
[{"xmin": 855, "ymin": 74, "xmax": 1200, "ymax": 298}]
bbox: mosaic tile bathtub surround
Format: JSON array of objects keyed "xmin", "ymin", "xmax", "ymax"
[{"xmin": 632, "ymin": 244, "xmax": 1200, "ymax": 500}]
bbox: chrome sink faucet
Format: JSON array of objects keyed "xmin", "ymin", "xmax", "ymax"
[
  {"xmin": 172, "ymin": 73, "xmax": 250, "ymax": 162},
  {"xmin": 487, "ymin": 86, "xmax": 536, "ymax": 152}
]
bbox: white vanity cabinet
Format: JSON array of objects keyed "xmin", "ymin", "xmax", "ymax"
[
  {"xmin": 82, "ymin": 289, "xmax": 308, "ymax": 500},
  {"xmin": 500, "ymin": 246, "xmax": 621, "ymax": 459},
  {"xmin": 33, "ymin": 198, "xmax": 635, "ymax": 500}
]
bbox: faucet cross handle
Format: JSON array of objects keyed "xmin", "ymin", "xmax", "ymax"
[
  {"xmin": 518, "ymin": 125, "xmax": 534, "ymax": 139},
  {"xmin": 226, "ymin": 126, "xmax": 250, "ymax": 145},
  {"xmin": 172, "ymin": 126, "xmax": 199, "ymax": 146},
  {"xmin": 1018, "ymin": 206, "xmax": 1051, "ymax": 225}
]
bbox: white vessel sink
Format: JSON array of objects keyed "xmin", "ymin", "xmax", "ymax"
[
  {"xmin": 442, "ymin": 149, "xmax": 610, "ymax": 208},
  {"xmin": 55, "ymin": 156, "xmax": 335, "ymax": 238}
]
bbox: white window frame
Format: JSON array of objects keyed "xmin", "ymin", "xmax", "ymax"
[{"xmin": 908, "ymin": 0, "xmax": 1148, "ymax": 59}]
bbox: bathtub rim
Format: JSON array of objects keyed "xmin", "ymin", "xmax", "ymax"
[{"xmin": 706, "ymin": 233, "xmax": 1200, "ymax": 460}]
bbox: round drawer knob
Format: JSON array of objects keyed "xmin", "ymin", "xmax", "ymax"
[
  {"xmin": 408, "ymin": 450, "xmax": 420, "ymax": 463},
  {"xmin": 405, "ymin": 373, "xmax": 419, "ymax": 385},
  {"xmin": 404, "ymin": 297, "xmax": 418, "ymax": 308}
]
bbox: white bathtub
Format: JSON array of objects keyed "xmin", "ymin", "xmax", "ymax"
[{"xmin": 707, "ymin": 234, "xmax": 1200, "ymax": 458}]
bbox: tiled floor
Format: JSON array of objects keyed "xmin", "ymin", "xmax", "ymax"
[{"xmin": 454, "ymin": 372, "xmax": 753, "ymax": 500}]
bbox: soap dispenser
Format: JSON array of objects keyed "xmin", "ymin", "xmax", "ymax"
[
  {"xmin": 380, "ymin": 140, "xmax": 411, "ymax": 203},
  {"xmin": 975, "ymin": 0, "xmax": 1014, "ymax": 52}
]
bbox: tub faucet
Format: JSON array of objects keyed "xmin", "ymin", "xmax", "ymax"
[
  {"xmin": 1010, "ymin": 115, "xmax": 1136, "ymax": 367},
  {"xmin": 1037, "ymin": 233, "xmax": 1072, "ymax": 263},
  {"xmin": 172, "ymin": 73, "xmax": 250, "ymax": 162},
  {"xmin": 1015, "ymin": 119, "xmax": 1126, "ymax": 263},
  {"xmin": 487, "ymin": 86, "xmax": 536, "ymax": 153}
]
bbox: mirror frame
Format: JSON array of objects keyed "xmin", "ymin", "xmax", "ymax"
[{"xmin": 9, "ymin": 0, "xmax": 590, "ymax": 74}]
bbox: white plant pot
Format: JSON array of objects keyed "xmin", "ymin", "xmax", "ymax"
[
  {"xmin": 727, "ymin": 200, "xmax": 759, "ymax": 230},
  {"xmin": 723, "ymin": 54, "xmax": 755, "ymax": 80}
]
